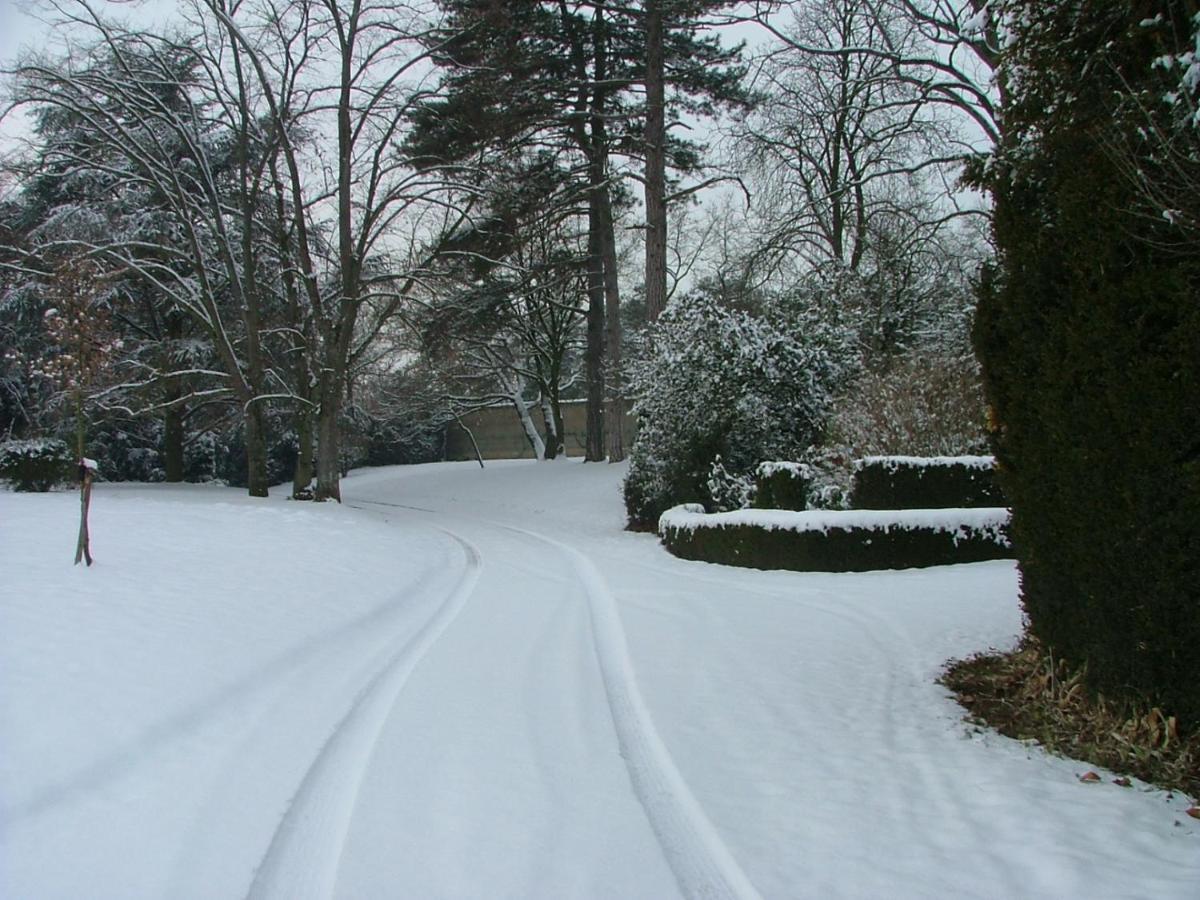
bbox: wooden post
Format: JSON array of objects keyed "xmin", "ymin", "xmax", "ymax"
[{"xmin": 74, "ymin": 458, "xmax": 96, "ymax": 566}]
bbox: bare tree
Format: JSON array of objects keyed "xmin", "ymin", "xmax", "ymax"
[
  {"xmin": 9, "ymin": 11, "xmax": 294, "ymax": 496},
  {"xmin": 194, "ymin": 0, "xmax": 475, "ymax": 500}
]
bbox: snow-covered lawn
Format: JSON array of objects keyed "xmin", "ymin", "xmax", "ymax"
[{"xmin": 2, "ymin": 459, "xmax": 1196, "ymax": 899}]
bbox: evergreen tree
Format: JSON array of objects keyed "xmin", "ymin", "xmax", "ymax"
[
  {"xmin": 976, "ymin": 0, "xmax": 1200, "ymax": 724},
  {"xmin": 407, "ymin": 0, "xmax": 750, "ymax": 460}
]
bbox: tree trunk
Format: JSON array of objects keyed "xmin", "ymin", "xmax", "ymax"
[
  {"xmin": 291, "ymin": 404, "xmax": 315, "ymax": 497},
  {"xmin": 163, "ymin": 403, "xmax": 184, "ymax": 483},
  {"xmin": 540, "ymin": 394, "xmax": 559, "ymax": 460},
  {"xmin": 512, "ymin": 393, "xmax": 547, "ymax": 459},
  {"xmin": 244, "ymin": 402, "xmax": 270, "ymax": 498},
  {"xmin": 643, "ymin": 0, "xmax": 668, "ymax": 323},
  {"xmin": 599, "ymin": 188, "xmax": 624, "ymax": 463},
  {"xmin": 313, "ymin": 367, "xmax": 344, "ymax": 502},
  {"xmin": 584, "ymin": 196, "xmax": 607, "ymax": 462},
  {"xmin": 163, "ymin": 311, "xmax": 185, "ymax": 482}
]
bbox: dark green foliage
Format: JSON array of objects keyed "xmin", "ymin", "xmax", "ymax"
[
  {"xmin": 753, "ymin": 463, "xmax": 810, "ymax": 511},
  {"xmin": 851, "ymin": 457, "xmax": 1004, "ymax": 510},
  {"xmin": 0, "ymin": 439, "xmax": 75, "ymax": 491},
  {"xmin": 660, "ymin": 512, "xmax": 1013, "ymax": 573},
  {"xmin": 976, "ymin": 1, "xmax": 1200, "ymax": 724}
]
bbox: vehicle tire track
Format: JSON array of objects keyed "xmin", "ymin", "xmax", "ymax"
[
  {"xmin": 491, "ymin": 523, "xmax": 762, "ymax": 900},
  {"xmin": 246, "ymin": 530, "xmax": 481, "ymax": 900},
  {"xmin": 350, "ymin": 498, "xmax": 760, "ymax": 897}
]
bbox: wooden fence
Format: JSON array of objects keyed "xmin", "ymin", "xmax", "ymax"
[{"xmin": 443, "ymin": 399, "xmax": 636, "ymax": 460}]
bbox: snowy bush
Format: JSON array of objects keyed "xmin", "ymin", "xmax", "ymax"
[
  {"xmin": 707, "ymin": 455, "xmax": 754, "ymax": 512},
  {"xmin": 622, "ymin": 294, "xmax": 852, "ymax": 529},
  {"xmin": 0, "ymin": 438, "xmax": 75, "ymax": 491},
  {"xmin": 753, "ymin": 461, "xmax": 811, "ymax": 511}
]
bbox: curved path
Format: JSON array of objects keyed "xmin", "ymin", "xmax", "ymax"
[
  {"xmin": 330, "ymin": 460, "xmax": 1199, "ymax": 900},
  {"xmin": 322, "ymin": 495, "xmax": 759, "ymax": 899}
]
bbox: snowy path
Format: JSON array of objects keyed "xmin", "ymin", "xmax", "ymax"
[{"xmin": 2, "ymin": 460, "xmax": 1197, "ymax": 898}]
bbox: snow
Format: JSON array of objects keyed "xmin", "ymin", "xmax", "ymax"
[
  {"xmin": 2, "ymin": 461, "xmax": 1197, "ymax": 898},
  {"xmin": 855, "ymin": 454, "xmax": 996, "ymax": 471},
  {"xmin": 755, "ymin": 460, "xmax": 810, "ymax": 478},
  {"xmin": 660, "ymin": 503, "xmax": 1011, "ymax": 546}
]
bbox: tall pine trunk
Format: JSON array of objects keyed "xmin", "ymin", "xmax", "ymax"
[
  {"xmin": 584, "ymin": 195, "xmax": 607, "ymax": 462},
  {"xmin": 643, "ymin": 0, "xmax": 668, "ymax": 323},
  {"xmin": 599, "ymin": 188, "xmax": 624, "ymax": 462}
]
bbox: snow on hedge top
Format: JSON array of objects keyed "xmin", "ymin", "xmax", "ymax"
[
  {"xmin": 756, "ymin": 461, "xmax": 812, "ymax": 478},
  {"xmin": 854, "ymin": 455, "xmax": 996, "ymax": 471},
  {"xmin": 659, "ymin": 504, "xmax": 1010, "ymax": 544}
]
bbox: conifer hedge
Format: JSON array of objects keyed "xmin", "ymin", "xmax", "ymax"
[
  {"xmin": 851, "ymin": 456, "xmax": 1003, "ymax": 510},
  {"xmin": 976, "ymin": 2, "xmax": 1200, "ymax": 724},
  {"xmin": 659, "ymin": 506, "xmax": 1012, "ymax": 573}
]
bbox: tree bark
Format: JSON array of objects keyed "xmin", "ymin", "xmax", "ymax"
[
  {"xmin": 313, "ymin": 367, "xmax": 344, "ymax": 502},
  {"xmin": 512, "ymin": 393, "xmax": 547, "ymax": 459},
  {"xmin": 291, "ymin": 404, "xmax": 314, "ymax": 497},
  {"xmin": 584, "ymin": 196, "xmax": 607, "ymax": 462},
  {"xmin": 643, "ymin": 0, "xmax": 668, "ymax": 323},
  {"xmin": 163, "ymin": 311, "xmax": 185, "ymax": 482},
  {"xmin": 540, "ymin": 394, "xmax": 559, "ymax": 459},
  {"xmin": 600, "ymin": 187, "xmax": 625, "ymax": 462},
  {"xmin": 163, "ymin": 403, "xmax": 184, "ymax": 482},
  {"xmin": 243, "ymin": 401, "xmax": 270, "ymax": 498},
  {"xmin": 74, "ymin": 465, "xmax": 94, "ymax": 567}
]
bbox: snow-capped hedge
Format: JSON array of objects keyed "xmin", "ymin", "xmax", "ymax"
[
  {"xmin": 658, "ymin": 504, "xmax": 1012, "ymax": 572},
  {"xmin": 851, "ymin": 455, "xmax": 1004, "ymax": 510},
  {"xmin": 753, "ymin": 461, "xmax": 811, "ymax": 511},
  {"xmin": 0, "ymin": 439, "xmax": 75, "ymax": 492}
]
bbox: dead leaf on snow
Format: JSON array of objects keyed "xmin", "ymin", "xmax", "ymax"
[{"xmin": 1079, "ymin": 771, "xmax": 1102, "ymax": 783}]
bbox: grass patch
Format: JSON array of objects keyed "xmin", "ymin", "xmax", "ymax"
[{"xmin": 942, "ymin": 637, "xmax": 1200, "ymax": 801}]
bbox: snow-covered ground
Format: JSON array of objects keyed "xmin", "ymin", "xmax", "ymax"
[{"xmin": 2, "ymin": 458, "xmax": 1196, "ymax": 899}]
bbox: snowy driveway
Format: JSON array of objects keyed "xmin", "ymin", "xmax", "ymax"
[{"xmin": 2, "ymin": 459, "xmax": 1197, "ymax": 898}]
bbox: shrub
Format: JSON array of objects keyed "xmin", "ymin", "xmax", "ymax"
[
  {"xmin": 753, "ymin": 461, "xmax": 811, "ymax": 511},
  {"xmin": 623, "ymin": 294, "xmax": 854, "ymax": 528},
  {"xmin": 0, "ymin": 438, "xmax": 75, "ymax": 491},
  {"xmin": 851, "ymin": 456, "xmax": 1004, "ymax": 510},
  {"xmin": 827, "ymin": 350, "xmax": 988, "ymax": 458},
  {"xmin": 658, "ymin": 505, "xmax": 1012, "ymax": 572},
  {"xmin": 707, "ymin": 455, "xmax": 754, "ymax": 512}
]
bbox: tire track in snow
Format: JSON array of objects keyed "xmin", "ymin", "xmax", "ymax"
[
  {"xmin": 352, "ymin": 497, "xmax": 760, "ymax": 897},
  {"xmin": 246, "ymin": 529, "xmax": 481, "ymax": 900},
  {"xmin": 494, "ymin": 523, "xmax": 762, "ymax": 900}
]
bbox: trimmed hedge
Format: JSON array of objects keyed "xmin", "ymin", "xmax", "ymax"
[
  {"xmin": 753, "ymin": 461, "xmax": 810, "ymax": 511},
  {"xmin": 851, "ymin": 455, "xmax": 1004, "ymax": 510},
  {"xmin": 975, "ymin": 2, "xmax": 1200, "ymax": 725},
  {"xmin": 0, "ymin": 439, "xmax": 76, "ymax": 492},
  {"xmin": 659, "ymin": 505, "xmax": 1012, "ymax": 573}
]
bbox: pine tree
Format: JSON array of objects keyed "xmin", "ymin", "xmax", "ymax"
[{"xmin": 407, "ymin": 0, "xmax": 750, "ymax": 460}]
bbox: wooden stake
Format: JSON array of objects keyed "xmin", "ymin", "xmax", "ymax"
[{"xmin": 75, "ymin": 460, "xmax": 94, "ymax": 566}]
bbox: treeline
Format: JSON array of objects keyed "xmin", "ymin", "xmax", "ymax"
[{"xmin": 0, "ymin": 0, "xmax": 994, "ymax": 501}]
